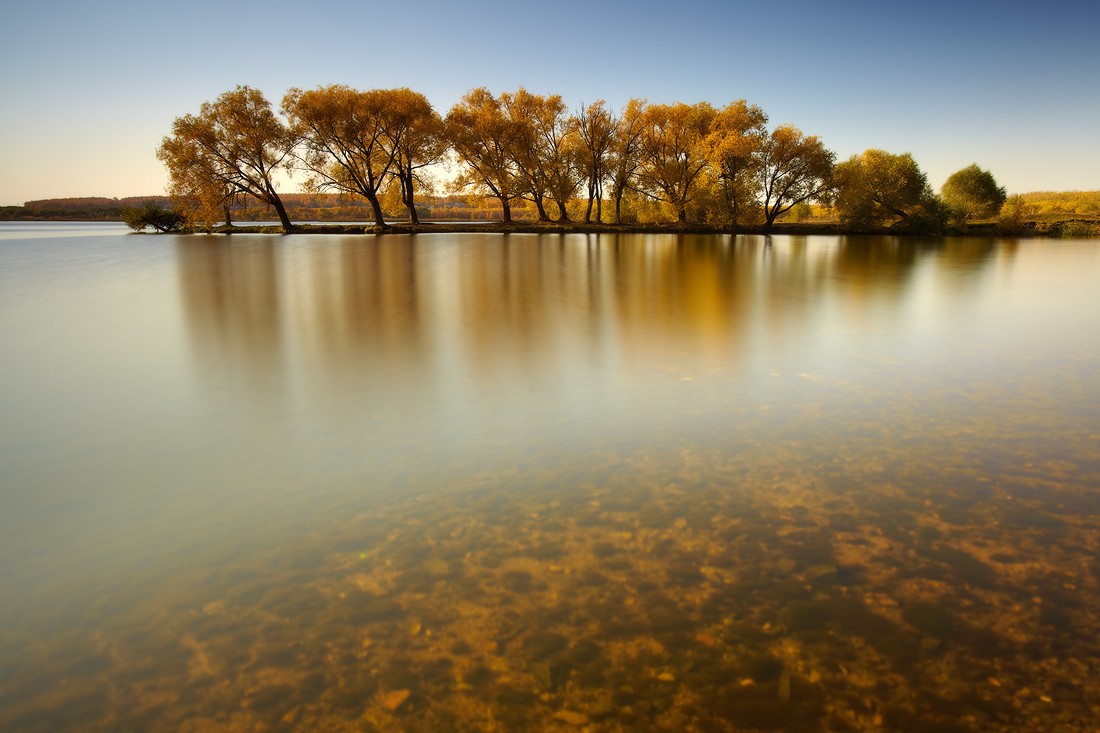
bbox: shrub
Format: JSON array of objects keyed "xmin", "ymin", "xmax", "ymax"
[{"xmin": 121, "ymin": 203, "xmax": 186, "ymax": 233}]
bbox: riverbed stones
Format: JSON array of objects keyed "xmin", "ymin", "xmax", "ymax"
[{"xmin": 553, "ymin": 709, "xmax": 589, "ymax": 726}]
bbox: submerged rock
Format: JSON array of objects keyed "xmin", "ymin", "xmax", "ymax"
[
  {"xmin": 554, "ymin": 709, "xmax": 589, "ymax": 726},
  {"xmin": 380, "ymin": 688, "xmax": 410, "ymax": 712}
]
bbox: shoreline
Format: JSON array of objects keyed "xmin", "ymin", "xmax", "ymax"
[
  {"xmin": 5, "ymin": 217, "xmax": 1097, "ymax": 238},
  {"xmin": 185, "ymin": 219, "xmax": 1095, "ymax": 238}
]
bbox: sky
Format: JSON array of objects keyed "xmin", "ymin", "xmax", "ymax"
[{"xmin": 1, "ymin": 0, "xmax": 1098, "ymax": 205}]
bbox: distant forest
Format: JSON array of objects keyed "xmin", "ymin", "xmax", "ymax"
[{"xmin": 0, "ymin": 194, "xmax": 502, "ymax": 223}]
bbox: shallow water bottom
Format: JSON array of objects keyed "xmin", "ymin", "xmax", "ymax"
[{"xmin": 3, "ymin": 434, "xmax": 1099, "ymax": 733}]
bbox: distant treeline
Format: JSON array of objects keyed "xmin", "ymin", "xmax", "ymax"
[
  {"xmin": 1018, "ymin": 191, "xmax": 1100, "ymax": 217},
  {"xmin": 0, "ymin": 194, "xmax": 521, "ymax": 222},
  {"xmin": 1, "ymin": 197, "xmax": 166, "ymax": 220}
]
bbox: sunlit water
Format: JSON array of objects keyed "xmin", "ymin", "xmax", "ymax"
[{"xmin": 1, "ymin": 222, "xmax": 1098, "ymax": 731}]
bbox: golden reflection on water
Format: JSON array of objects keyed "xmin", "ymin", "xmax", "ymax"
[{"xmin": 1, "ymin": 232, "xmax": 1099, "ymax": 732}]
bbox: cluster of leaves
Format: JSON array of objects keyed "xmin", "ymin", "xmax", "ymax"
[{"xmin": 157, "ymin": 85, "xmax": 1014, "ymax": 235}]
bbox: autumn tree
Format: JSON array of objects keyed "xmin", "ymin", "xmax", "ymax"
[
  {"xmin": 607, "ymin": 98, "xmax": 647, "ymax": 224},
  {"xmin": 833, "ymin": 149, "xmax": 946, "ymax": 233},
  {"xmin": 383, "ymin": 89, "xmax": 446, "ymax": 224},
  {"xmin": 445, "ymin": 88, "xmax": 523, "ymax": 223},
  {"xmin": 941, "ymin": 163, "xmax": 1007, "ymax": 221},
  {"xmin": 575, "ymin": 100, "xmax": 615, "ymax": 223},
  {"xmin": 503, "ymin": 88, "xmax": 580, "ymax": 222},
  {"xmin": 704, "ymin": 100, "xmax": 768, "ymax": 226},
  {"xmin": 158, "ymin": 86, "xmax": 296, "ymax": 233},
  {"xmin": 636, "ymin": 101, "xmax": 716, "ymax": 223},
  {"xmin": 758, "ymin": 125, "xmax": 835, "ymax": 231},
  {"xmin": 282, "ymin": 85, "xmax": 401, "ymax": 226}
]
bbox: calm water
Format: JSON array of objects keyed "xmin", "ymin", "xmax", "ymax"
[{"xmin": 1, "ymin": 222, "xmax": 1098, "ymax": 731}]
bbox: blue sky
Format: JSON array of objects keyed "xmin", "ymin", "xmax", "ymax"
[{"xmin": 1, "ymin": 0, "xmax": 1097, "ymax": 205}]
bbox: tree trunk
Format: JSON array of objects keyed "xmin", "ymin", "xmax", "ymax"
[
  {"xmin": 365, "ymin": 192, "xmax": 387, "ymax": 227},
  {"xmin": 271, "ymin": 195, "xmax": 294, "ymax": 234},
  {"xmin": 401, "ymin": 172, "xmax": 419, "ymax": 224},
  {"xmin": 500, "ymin": 197, "xmax": 512, "ymax": 224},
  {"xmin": 556, "ymin": 199, "xmax": 570, "ymax": 222},
  {"xmin": 534, "ymin": 195, "xmax": 550, "ymax": 222},
  {"xmin": 584, "ymin": 180, "xmax": 595, "ymax": 223},
  {"xmin": 614, "ymin": 191, "xmax": 624, "ymax": 224}
]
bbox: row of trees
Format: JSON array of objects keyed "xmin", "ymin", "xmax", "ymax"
[{"xmin": 158, "ymin": 85, "xmax": 1007, "ymax": 234}]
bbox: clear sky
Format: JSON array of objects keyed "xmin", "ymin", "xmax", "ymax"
[{"xmin": 1, "ymin": 0, "xmax": 1097, "ymax": 205}]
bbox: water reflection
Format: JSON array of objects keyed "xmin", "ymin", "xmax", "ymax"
[
  {"xmin": 177, "ymin": 237, "xmax": 285, "ymax": 385},
  {"xmin": 173, "ymin": 234, "xmax": 1003, "ymax": 400},
  {"xmin": 2, "ymin": 232, "xmax": 1098, "ymax": 732}
]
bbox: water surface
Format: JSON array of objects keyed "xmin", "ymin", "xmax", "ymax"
[{"xmin": 1, "ymin": 224, "xmax": 1098, "ymax": 731}]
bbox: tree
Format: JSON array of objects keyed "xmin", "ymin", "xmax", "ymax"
[
  {"xmin": 636, "ymin": 101, "xmax": 716, "ymax": 223},
  {"xmin": 997, "ymin": 194, "xmax": 1033, "ymax": 233},
  {"xmin": 607, "ymin": 98, "xmax": 647, "ymax": 224},
  {"xmin": 282, "ymin": 85, "xmax": 399, "ymax": 226},
  {"xmin": 758, "ymin": 125, "xmax": 835, "ymax": 231},
  {"xmin": 941, "ymin": 164, "xmax": 1007, "ymax": 221},
  {"xmin": 575, "ymin": 100, "xmax": 615, "ymax": 223},
  {"xmin": 704, "ymin": 100, "xmax": 768, "ymax": 226},
  {"xmin": 158, "ymin": 86, "xmax": 296, "ymax": 233},
  {"xmin": 833, "ymin": 149, "xmax": 945, "ymax": 233},
  {"xmin": 121, "ymin": 202, "xmax": 185, "ymax": 232},
  {"xmin": 503, "ymin": 88, "xmax": 580, "ymax": 222},
  {"xmin": 445, "ymin": 88, "xmax": 523, "ymax": 223},
  {"xmin": 382, "ymin": 89, "xmax": 446, "ymax": 225}
]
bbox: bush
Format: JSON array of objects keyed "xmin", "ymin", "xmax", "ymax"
[
  {"xmin": 121, "ymin": 203, "xmax": 186, "ymax": 233},
  {"xmin": 941, "ymin": 164, "xmax": 1006, "ymax": 221}
]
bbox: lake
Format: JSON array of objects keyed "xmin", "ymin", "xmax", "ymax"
[{"xmin": 1, "ymin": 222, "xmax": 1098, "ymax": 731}]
